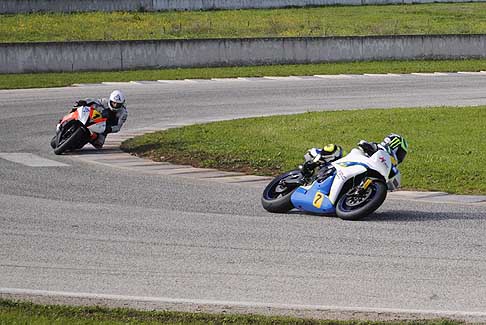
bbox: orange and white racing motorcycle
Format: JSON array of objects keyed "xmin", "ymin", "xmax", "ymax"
[{"xmin": 50, "ymin": 106, "xmax": 107, "ymax": 155}]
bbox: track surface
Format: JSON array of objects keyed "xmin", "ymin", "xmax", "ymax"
[{"xmin": 1, "ymin": 74, "xmax": 486, "ymax": 321}]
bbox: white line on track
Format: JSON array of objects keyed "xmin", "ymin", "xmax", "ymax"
[
  {"xmin": 263, "ymin": 76, "xmax": 303, "ymax": 80},
  {"xmin": 211, "ymin": 78, "xmax": 244, "ymax": 81},
  {"xmin": 363, "ymin": 73, "xmax": 401, "ymax": 77},
  {"xmin": 156, "ymin": 80, "xmax": 185, "ymax": 83},
  {"xmin": 101, "ymin": 82, "xmax": 135, "ymax": 85},
  {"xmin": 457, "ymin": 71, "xmax": 486, "ymax": 75},
  {"xmin": 0, "ymin": 153, "xmax": 69, "ymax": 167},
  {"xmin": 1, "ymin": 288, "xmax": 486, "ymax": 321},
  {"xmin": 313, "ymin": 74, "xmax": 353, "ymax": 79},
  {"xmin": 411, "ymin": 72, "xmax": 449, "ymax": 76}
]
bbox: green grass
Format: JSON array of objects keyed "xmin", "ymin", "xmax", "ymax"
[
  {"xmin": 121, "ymin": 106, "xmax": 486, "ymax": 195},
  {"xmin": 2, "ymin": 3, "xmax": 486, "ymax": 42},
  {"xmin": 3, "ymin": 58, "xmax": 486, "ymax": 89},
  {"xmin": 0, "ymin": 299, "xmax": 463, "ymax": 324}
]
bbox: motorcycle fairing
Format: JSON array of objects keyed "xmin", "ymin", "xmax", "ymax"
[
  {"xmin": 59, "ymin": 110, "xmax": 78, "ymax": 125},
  {"xmin": 87, "ymin": 120, "xmax": 107, "ymax": 134},
  {"xmin": 335, "ymin": 148, "xmax": 392, "ymax": 182},
  {"xmin": 327, "ymin": 148, "xmax": 392, "ymax": 203},
  {"xmin": 77, "ymin": 106, "xmax": 92, "ymax": 125},
  {"xmin": 291, "ymin": 174, "xmax": 336, "ymax": 214},
  {"xmin": 328, "ymin": 163, "xmax": 368, "ymax": 204},
  {"xmin": 58, "ymin": 106, "xmax": 107, "ymax": 134}
]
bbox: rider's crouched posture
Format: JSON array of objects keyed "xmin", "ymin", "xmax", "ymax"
[
  {"xmin": 73, "ymin": 90, "xmax": 128, "ymax": 149},
  {"xmin": 357, "ymin": 133, "xmax": 408, "ymax": 165},
  {"xmin": 301, "ymin": 133, "xmax": 408, "ymax": 178}
]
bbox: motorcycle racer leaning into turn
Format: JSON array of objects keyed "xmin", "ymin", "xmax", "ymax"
[
  {"xmin": 301, "ymin": 133, "xmax": 409, "ymax": 180},
  {"xmin": 51, "ymin": 90, "xmax": 128, "ymax": 150},
  {"xmin": 74, "ymin": 90, "xmax": 128, "ymax": 149}
]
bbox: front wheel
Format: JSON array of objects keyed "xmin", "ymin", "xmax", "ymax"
[
  {"xmin": 336, "ymin": 181, "xmax": 387, "ymax": 221},
  {"xmin": 50, "ymin": 135, "xmax": 57, "ymax": 149},
  {"xmin": 261, "ymin": 169, "xmax": 302, "ymax": 213},
  {"xmin": 53, "ymin": 124, "xmax": 88, "ymax": 155}
]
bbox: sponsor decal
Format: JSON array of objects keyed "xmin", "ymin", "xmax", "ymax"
[
  {"xmin": 313, "ymin": 191, "xmax": 324, "ymax": 208},
  {"xmin": 379, "ymin": 156, "xmax": 389, "ymax": 168},
  {"xmin": 337, "ymin": 169, "xmax": 346, "ymax": 180},
  {"xmin": 389, "ymin": 137, "xmax": 401, "ymax": 148},
  {"xmin": 91, "ymin": 110, "xmax": 101, "ymax": 119}
]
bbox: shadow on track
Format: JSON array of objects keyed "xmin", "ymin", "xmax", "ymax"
[
  {"xmin": 366, "ymin": 209, "xmax": 486, "ymax": 222},
  {"xmin": 284, "ymin": 209, "xmax": 486, "ymax": 222}
]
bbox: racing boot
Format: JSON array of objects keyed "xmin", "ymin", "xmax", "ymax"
[{"xmin": 90, "ymin": 133, "xmax": 105, "ymax": 149}]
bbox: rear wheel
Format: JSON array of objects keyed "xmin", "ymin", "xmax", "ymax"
[
  {"xmin": 53, "ymin": 125, "xmax": 88, "ymax": 155},
  {"xmin": 261, "ymin": 169, "xmax": 302, "ymax": 213},
  {"xmin": 336, "ymin": 180, "xmax": 387, "ymax": 221}
]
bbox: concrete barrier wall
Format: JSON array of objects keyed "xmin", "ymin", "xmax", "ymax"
[
  {"xmin": 0, "ymin": 1, "xmax": 152, "ymax": 13},
  {"xmin": 1, "ymin": 0, "xmax": 486, "ymax": 13},
  {"xmin": 1, "ymin": 35, "xmax": 486, "ymax": 74}
]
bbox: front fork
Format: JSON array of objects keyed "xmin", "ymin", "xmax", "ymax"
[
  {"xmin": 362, "ymin": 178, "xmax": 373, "ymax": 190},
  {"xmin": 348, "ymin": 177, "xmax": 373, "ymax": 196}
]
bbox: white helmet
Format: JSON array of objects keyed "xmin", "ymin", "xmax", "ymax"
[{"xmin": 108, "ymin": 90, "xmax": 125, "ymax": 111}]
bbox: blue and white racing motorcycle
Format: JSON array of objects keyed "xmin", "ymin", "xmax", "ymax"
[{"xmin": 261, "ymin": 146, "xmax": 401, "ymax": 220}]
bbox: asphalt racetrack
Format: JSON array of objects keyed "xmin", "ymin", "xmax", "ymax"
[{"xmin": 1, "ymin": 73, "xmax": 486, "ymax": 321}]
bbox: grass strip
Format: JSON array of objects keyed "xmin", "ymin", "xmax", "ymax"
[
  {"xmin": 0, "ymin": 299, "xmax": 463, "ymax": 324},
  {"xmin": 121, "ymin": 106, "xmax": 486, "ymax": 195},
  {"xmin": 3, "ymin": 59, "xmax": 486, "ymax": 89},
  {"xmin": 2, "ymin": 3, "xmax": 486, "ymax": 42}
]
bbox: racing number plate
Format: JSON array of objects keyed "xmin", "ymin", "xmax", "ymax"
[
  {"xmin": 313, "ymin": 191, "xmax": 324, "ymax": 209},
  {"xmin": 91, "ymin": 110, "xmax": 101, "ymax": 119}
]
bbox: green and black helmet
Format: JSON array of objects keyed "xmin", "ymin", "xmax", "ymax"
[{"xmin": 381, "ymin": 133, "xmax": 409, "ymax": 164}]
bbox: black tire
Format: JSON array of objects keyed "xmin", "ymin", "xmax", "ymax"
[
  {"xmin": 336, "ymin": 181, "xmax": 387, "ymax": 221},
  {"xmin": 261, "ymin": 169, "xmax": 302, "ymax": 213},
  {"xmin": 53, "ymin": 125, "xmax": 87, "ymax": 155},
  {"xmin": 50, "ymin": 135, "xmax": 57, "ymax": 149}
]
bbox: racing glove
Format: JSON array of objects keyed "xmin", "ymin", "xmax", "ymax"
[
  {"xmin": 74, "ymin": 100, "xmax": 88, "ymax": 107},
  {"xmin": 304, "ymin": 148, "xmax": 322, "ymax": 164},
  {"xmin": 302, "ymin": 148, "xmax": 324, "ymax": 176},
  {"xmin": 358, "ymin": 140, "xmax": 378, "ymax": 157}
]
